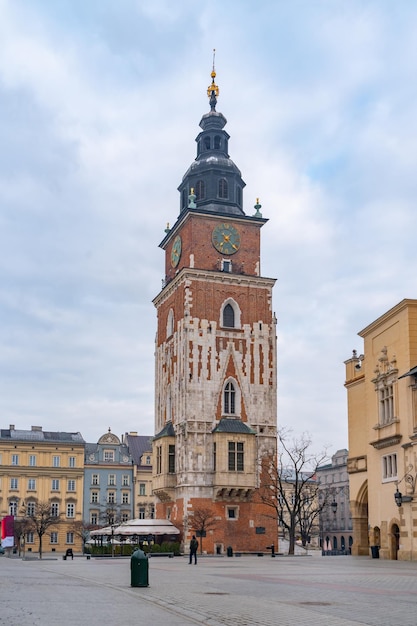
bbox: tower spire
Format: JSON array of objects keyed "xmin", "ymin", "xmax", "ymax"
[{"xmin": 207, "ymin": 48, "xmax": 219, "ymax": 111}]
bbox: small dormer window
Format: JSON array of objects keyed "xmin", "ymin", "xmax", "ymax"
[
  {"xmin": 219, "ymin": 178, "xmax": 228, "ymax": 199},
  {"xmin": 196, "ymin": 180, "xmax": 205, "ymax": 200}
]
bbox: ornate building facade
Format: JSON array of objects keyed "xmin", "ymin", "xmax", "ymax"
[
  {"xmin": 345, "ymin": 299, "xmax": 417, "ymax": 560},
  {"xmin": 0, "ymin": 425, "xmax": 85, "ymax": 553},
  {"xmin": 83, "ymin": 429, "xmax": 134, "ymax": 527},
  {"xmin": 152, "ymin": 67, "xmax": 278, "ymax": 553}
]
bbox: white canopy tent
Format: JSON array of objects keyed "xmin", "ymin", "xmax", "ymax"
[{"xmin": 90, "ymin": 518, "xmax": 180, "ymax": 538}]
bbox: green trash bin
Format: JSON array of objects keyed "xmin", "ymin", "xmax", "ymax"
[{"xmin": 131, "ymin": 549, "xmax": 149, "ymax": 587}]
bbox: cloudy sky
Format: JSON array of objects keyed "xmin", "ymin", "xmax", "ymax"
[{"xmin": 1, "ymin": 1, "xmax": 416, "ymax": 454}]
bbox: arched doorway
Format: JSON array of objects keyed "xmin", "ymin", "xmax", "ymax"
[
  {"xmin": 351, "ymin": 481, "xmax": 369, "ymax": 556},
  {"xmin": 390, "ymin": 523, "xmax": 400, "ymax": 560}
]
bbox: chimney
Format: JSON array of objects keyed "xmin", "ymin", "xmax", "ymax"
[
  {"xmin": 31, "ymin": 426, "xmax": 43, "ymax": 432},
  {"xmin": 9, "ymin": 424, "xmax": 15, "ymax": 430}
]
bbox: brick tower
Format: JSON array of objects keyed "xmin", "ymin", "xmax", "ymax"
[{"xmin": 152, "ymin": 62, "xmax": 277, "ymax": 553}]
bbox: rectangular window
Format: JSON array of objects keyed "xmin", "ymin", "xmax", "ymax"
[
  {"xmin": 104, "ymin": 450, "xmax": 114, "ymax": 462},
  {"xmin": 69, "ymin": 456, "xmax": 76, "ymax": 468},
  {"xmin": 92, "ymin": 474, "xmax": 99, "ymax": 485},
  {"xmin": 168, "ymin": 445, "xmax": 175, "ymax": 473},
  {"xmin": 66, "ymin": 503, "xmax": 75, "ymax": 518},
  {"xmin": 380, "ymin": 384, "xmax": 394, "ymax": 424},
  {"xmin": 228, "ymin": 442, "xmax": 244, "ymax": 471},
  {"xmin": 108, "ymin": 492, "xmax": 115, "ymax": 504},
  {"xmin": 227, "ymin": 507, "xmax": 238, "ymax": 519},
  {"xmin": 26, "ymin": 532, "xmax": 34, "ymax": 544},
  {"xmin": 122, "ymin": 475, "xmax": 129, "ymax": 486},
  {"xmin": 139, "ymin": 507, "xmax": 145, "ymax": 520},
  {"xmin": 10, "ymin": 478, "xmax": 18, "ymax": 490},
  {"xmin": 66, "ymin": 532, "xmax": 74, "ymax": 544},
  {"xmin": 150, "ymin": 506, "xmax": 155, "ymax": 519},
  {"xmin": 29, "ymin": 455, "xmax": 36, "ymax": 467},
  {"xmin": 122, "ymin": 492, "xmax": 129, "ymax": 504},
  {"xmin": 121, "ymin": 512, "xmax": 129, "ymax": 522},
  {"xmin": 156, "ymin": 446, "xmax": 162, "ymax": 474},
  {"xmin": 139, "ymin": 483, "xmax": 146, "ymax": 496},
  {"xmin": 91, "ymin": 491, "xmax": 98, "ymax": 503},
  {"xmin": 108, "ymin": 474, "xmax": 116, "ymax": 486},
  {"xmin": 12, "ymin": 454, "xmax": 19, "ymax": 466},
  {"xmin": 52, "ymin": 479, "xmax": 60, "ymax": 491},
  {"xmin": 50, "ymin": 532, "xmax": 58, "ymax": 544},
  {"xmin": 213, "ymin": 442, "xmax": 216, "ymax": 471},
  {"xmin": 382, "ymin": 453, "xmax": 398, "ymax": 481},
  {"xmin": 53, "ymin": 456, "xmax": 60, "ymax": 468},
  {"xmin": 26, "ymin": 502, "xmax": 36, "ymax": 516},
  {"xmin": 51, "ymin": 503, "xmax": 59, "ymax": 517},
  {"xmin": 9, "ymin": 501, "xmax": 18, "ymax": 516},
  {"xmin": 28, "ymin": 479, "xmax": 36, "ymax": 491},
  {"xmin": 67, "ymin": 480, "xmax": 76, "ymax": 492},
  {"xmin": 90, "ymin": 512, "xmax": 98, "ymax": 525}
]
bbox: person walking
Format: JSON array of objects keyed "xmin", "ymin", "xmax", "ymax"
[{"xmin": 189, "ymin": 535, "xmax": 198, "ymax": 565}]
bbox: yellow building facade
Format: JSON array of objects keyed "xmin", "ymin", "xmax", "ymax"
[
  {"xmin": 0, "ymin": 425, "xmax": 85, "ymax": 554},
  {"xmin": 345, "ymin": 299, "xmax": 417, "ymax": 560}
]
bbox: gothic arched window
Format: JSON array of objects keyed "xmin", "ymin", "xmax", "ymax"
[
  {"xmin": 224, "ymin": 381, "xmax": 236, "ymax": 414},
  {"xmin": 219, "ymin": 178, "xmax": 228, "ymax": 199},
  {"xmin": 166, "ymin": 309, "xmax": 174, "ymax": 338},
  {"xmin": 223, "ymin": 303, "xmax": 235, "ymax": 328}
]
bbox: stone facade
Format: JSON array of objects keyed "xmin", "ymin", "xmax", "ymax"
[{"xmin": 345, "ymin": 299, "xmax": 417, "ymax": 560}]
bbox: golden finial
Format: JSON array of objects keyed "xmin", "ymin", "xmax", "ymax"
[{"xmin": 207, "ymin": 48, "xmax": 219, "ymax": 110}]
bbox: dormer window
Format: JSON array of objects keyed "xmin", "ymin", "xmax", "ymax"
[
  {"xmin": 219, "ymin": 178, "xmax": 228, "ymax": 199},
  {"xmin": 196, "ymin": 180, "xmax": 205, "ymax": 200}
]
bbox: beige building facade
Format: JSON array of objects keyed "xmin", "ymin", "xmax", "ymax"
[
  {"xmin": 345, "ymin": 299, "xmax": 417, "ymax": 560},
  {"xmin": 0, "ymin": 425, "xmax": 85, "ymax": 554}
]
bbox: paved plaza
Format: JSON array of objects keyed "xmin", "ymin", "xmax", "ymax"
[{"xmin": 1, "ymin": 552, "xmax": 417, "ymax": 625}]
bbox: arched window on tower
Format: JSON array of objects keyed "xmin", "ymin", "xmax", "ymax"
[
  {"xmin": 223, "ymin": 303, "xmax": 235, "ymax": 328},
  {"xmin": 214, "ymin": 135, "xmax": 221, "ymax": 149},
  {"xmin": 204, "ymin": 136, "xmax": 211, "ymax": 150},
  {"xmin": 196, "ymin": 180, "xmax": 205, "ymax": 201},
  {"xmin": 224, "ymin": 381, "xmax": 236, "ymax": 415},
  {"xmin": 236, "ymin": 186, "xmax": 242, "ymax": 206},
  {"xmin": 218, "ymin": 178, "xmax": 228, "ymax": 199},
  {"xmin": 166, "ymin": 309, "xmax": 174, "ymax": 338}
]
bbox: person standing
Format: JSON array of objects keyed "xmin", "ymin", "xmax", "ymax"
[{"xmin": 189, "ymin": 535, "xmax": 198, "ymax": 565}]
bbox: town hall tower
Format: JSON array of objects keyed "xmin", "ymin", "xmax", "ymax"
[{"xmin": 152, "ymin": 64, "xmax": 278, "ymax": 553}]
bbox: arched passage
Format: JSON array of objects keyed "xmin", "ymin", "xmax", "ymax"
[{"xmin": 351, "ymin": 480, "xmax": 369, "ymax": 556}]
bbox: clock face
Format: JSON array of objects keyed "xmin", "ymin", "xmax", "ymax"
[
  {"xmin": 171, "ymin": 235, "xmax": 182, "ymax": 268},
  {"xmin": 212, "ymin": 223, "xmax": 241, "ymax": 255}
]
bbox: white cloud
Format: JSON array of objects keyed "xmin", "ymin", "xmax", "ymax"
[{"xmin": 0, "ymin": 0, "xmax": 416, "ymax": 453}]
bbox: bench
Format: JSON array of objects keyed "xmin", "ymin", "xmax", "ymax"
[{"xmin": 148, "ymin": 552, "xmax": 174, "ymax": 558}]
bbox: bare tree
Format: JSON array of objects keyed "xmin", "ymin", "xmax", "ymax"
[
  {"xmin": 22, "ymin": 501, "xmax": 61, "ymax": 559},
  {"xmin": 189, "ymin": 507, "xmax": 217, "ymax": 554},
  {"xmin": 14, "ymin": 518, "xmax": 32, "ymax": 557},
  {"xmin": 70, "ymin": 521, "xmax": 97, "ymax": 554},
  {"xmin": 258, "ymin": 429, "xmax": 328, "ymax": 555}
]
